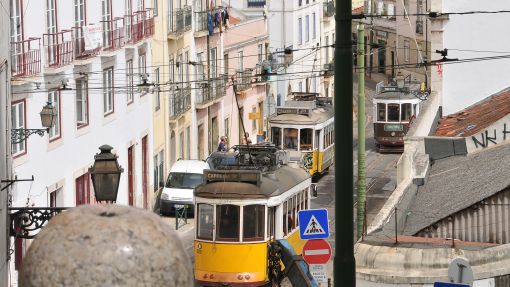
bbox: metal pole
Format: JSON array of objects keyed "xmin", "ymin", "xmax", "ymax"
[
  {"xmin": 356, "ymin": 24, "xmax": 366, "ymax": 240},
  {"xmin": 335, "ymin": 0, "xmax": 355, "ymax": 285}
]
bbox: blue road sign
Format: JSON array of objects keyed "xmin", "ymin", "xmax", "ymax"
[
  {"xmin": 434, "ymin": 283, "xmax": 470, "ymax": 287},
  {"xmin": 298, "ymin": 209, "xmax": 329, "ymax": 239}
]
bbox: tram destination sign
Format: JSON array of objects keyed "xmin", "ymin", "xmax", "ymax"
[
  {"xmin": 384, "ymin": 123, "xmax": 404, "ymax": 132},
  {"xmin": 276, "ymin": 107, "xmax": 311, "ymax": 116},
  {"xmin": 204, "ymin": 170, "xmax": 261, "ymax": 185}
]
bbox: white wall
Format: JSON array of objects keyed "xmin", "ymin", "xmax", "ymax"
[{"xmin": 441, "ymin": 0, "xmax": 510, "ymax": 115}]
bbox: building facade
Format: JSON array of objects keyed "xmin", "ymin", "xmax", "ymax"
[{"xmin": 9, "ymin": 1, "xmax": 155, "ymax": 277}]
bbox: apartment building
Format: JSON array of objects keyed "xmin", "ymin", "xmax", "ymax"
[
  {"xmin": 9, "ymin": 0, "xmax": 154, "ymax": 210},
  {"xmin": 321, "ymin": 0, "xmax": 335, "ymax": 98}
]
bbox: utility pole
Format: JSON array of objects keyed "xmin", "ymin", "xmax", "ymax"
[
  {"xmin": 335, "ymin": 0, "xmax": 355, "ymax": 286},
  {"xmin": 356, "ymin": 24, "xmax": 366, "ymax": 240}
]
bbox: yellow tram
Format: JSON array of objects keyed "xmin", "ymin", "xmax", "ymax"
[
  {"xmin": 268, "ymin": 92, "xmax": 334, "ymax": 176},
  {"xmin": 194, "ymin": 145, "xmax": 313, "ymax": 286}
]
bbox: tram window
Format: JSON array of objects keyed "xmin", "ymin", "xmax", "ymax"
[
  {"xmin": 284, "ymin": 128, "xmax": 298, "ymax": 150},
  {"xmin": 268, "ymin": 207, "xmax": 275, "ymax": 240},
  {"xmin": 283, "ymin": 202, "xmax": 288, "ymax": 236},
  {"xmin": 401, "ymin": 103, "xmax": 412, "ymax": 121},
  {"xmin": 287, "ymin": 199, "xmax": 293, "ymax": 234},
  {"xmin": 300, "ymin": 129, "xmax": 313, "ymax": 151},
  {"xmin": 243, "ymin": 205, "xmax": 265, "ymax": 241},
  {"xmin": 377, "ymin": 103, "xmax": 386, "ymax": 122},
  {"xmin": 271, "ymin": 127, "xmax": 282, "ymax": 148},
  {"xmin": 216, "ymin": 205, "xmax": 240, "ymax": 241},
  {"xmin": 413, "ymin": 104, "xmax": 418, "ymax": 116},
  {"xmin": 387, "ymin": 104, "xmax": 400, "ymax": 122},
  {"xmin": 197, "ymin": 204, "xmax": 214, "ymax": 240}
]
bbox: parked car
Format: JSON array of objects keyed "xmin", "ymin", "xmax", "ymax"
[{"xmin": 160, "ymin": 160, "xmax": 210, "ymax": 216}]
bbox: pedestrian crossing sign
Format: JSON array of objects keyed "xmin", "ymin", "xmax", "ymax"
[{"xmin": 298, "ymin": 209, "xmax": 329, "ymax": 239}]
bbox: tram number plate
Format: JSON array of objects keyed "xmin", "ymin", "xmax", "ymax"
[
  {"xmin": 174, "ymin": 204, "xmax": 186, "ymax": 209},
  {"xmin": 384, "ymin": 124, "xmax": 403, "ymax": 132}
]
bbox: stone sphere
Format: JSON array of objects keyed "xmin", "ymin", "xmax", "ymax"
[{"xmin": 19, "ymin": 204, "xmax": 193, "ymax": 287}]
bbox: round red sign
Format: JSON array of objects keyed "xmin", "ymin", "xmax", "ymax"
[{"xmin": 302, "ymin": 239, "xmax": 332, "ymax": 265}]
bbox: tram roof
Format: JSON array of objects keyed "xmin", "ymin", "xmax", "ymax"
[
  {"xmin": 269, "ymin": 105, "xmax": 334, "ymax": 126},
  {"xmin": 194, "ymin": 165, "xmax": 310, "ymax": 200},
  {"xmin": 372, "ymin": 91, "xmax": 420, "ymax": 102}
]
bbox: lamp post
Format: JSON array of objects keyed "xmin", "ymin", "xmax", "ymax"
[
  {"xmin": 11, "ymin": 102, "xmax": 56, "ymax": 144},
  {"xmin": 89, "ymin": 145, "xmax": 124, "ymax": 203}
]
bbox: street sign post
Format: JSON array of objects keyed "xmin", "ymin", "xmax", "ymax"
[
  {"xmin": 298, "ymin": 209, "xmax": 329, "ymax": 239},
  {"xmin": 303, "ymin": 239, "xmax": 332, "ymax": 265},
  {"xmin": 433, "ymin": 283, "xmax": 470, "ymax": 287}
]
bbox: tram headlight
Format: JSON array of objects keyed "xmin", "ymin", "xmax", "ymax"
[
  {"xmin": 391, "ymin": 132, "xmax": 396, "ymax": 136},
  {"xmin": 244, "ymin": 274, "xmax": 251, "ymax": 280},
  {"xmin": 237, "ymin": 274, "xmax": 244, "ymax": 280}
]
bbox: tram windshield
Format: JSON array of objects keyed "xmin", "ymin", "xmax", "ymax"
[
  {"xmin": 243, "ymin": 205, "xmax": 265, "ymax": 241},
  {"xmin": 401, "ymin": 103, "xmax": 413, "ymax": 121},
  {"xmin": 387, "ymin": 104, "xmax": 400, "ymax": 122},
  {"xmin": 271, "ymin": 127, "xmax": 282, "ymax": 147},
  {"xmin": 197, "ymin": 203, "xmax": 214, "ymax": 240},
  {"xmin": 377, "ymin": 103, "xmax": 386, "ymax": 121},
  {"xmin": 284, "ymin": 128, "xmax": 298, "ymax": 150},
  {"xmin": 300, "ymin": 129, "xmax": 313, "ymax": 151},
  {"xmin": 216, "ymin": 205, "xmax": 240, "ymax": 241}
]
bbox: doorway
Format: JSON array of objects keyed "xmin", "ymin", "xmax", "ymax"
[
  {"xmin": 142, "ymin": 136, "xmax": 148, "ymax": 209},
  {"xmin": 128, "ymin": 145, "xmax": 135, "ymax": 206},
  {"xmin": 211, "ymin": 116, "xmax": 218, "ymax": 152}
]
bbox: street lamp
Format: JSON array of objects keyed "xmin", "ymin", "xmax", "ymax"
[
  {"xmin": 11, "ymin": 102, "xmax": 56, "ymax": 144},
  {"xmin": 89, "ymin": 145, "xmax": 124, "ymax": 203}
]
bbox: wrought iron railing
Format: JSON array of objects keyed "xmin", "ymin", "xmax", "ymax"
[
  {"xmin": 235, "ymin": 69, "xmax": 253, "ymax": 92},
  {"xmin": 72, "ymin": 26, "xmax": 100, "ymax": 59},
  {"xmin": 126, "ymin": 9, "xmax": 154, "ymax": 44},
  {"xmin": 101, "ymin": 17, "xmax": 125, "ymax": 51},
  {"xmin": 194, "ymin": 11, "xmax": 208, "ymax": 33},
  {"xmin": 11, "ymin": 38, "xmax": 41, "ymax": 78},
  {"xmin": 170, "ymin": 85, "xmax": 192, "ymax": 119},
  {"xmin": 9, "ymin": 207, "xmax": 68, "ymax": 239},
  {"xmin": 323, "ymin": 1, "xmax": 334, "ymax": 18},
  {"xmin": 43, "ymin": 30, "xmax": 74, "ymax": 68},
  {"xmin": 168, "ymin": 6, "xmax": 192, "ymax": 35}
]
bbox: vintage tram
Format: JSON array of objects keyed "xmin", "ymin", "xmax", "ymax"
[
  {"xmin": 194, "ymin": 145, "xmax": 314, "ymax": 286},
  {"xmin": 268, "ymin": 92, "xmax": 334, "ymax": 176},
  {"xmin": 373, "ymin": 85, "xmax": 422, "ymax": 152}
]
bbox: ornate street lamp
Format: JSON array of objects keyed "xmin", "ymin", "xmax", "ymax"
[
  {"xmin": 11, "ymin": 102, "xmax": 56, "ymax": 144},
  {"xmin": 89, "ymin": 145, "xmax": 124, "ymax": 203}
]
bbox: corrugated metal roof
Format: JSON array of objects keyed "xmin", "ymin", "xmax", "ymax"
[{"xmin": 435, "ymin": 89, "xmax": 510, "ymax": 137}]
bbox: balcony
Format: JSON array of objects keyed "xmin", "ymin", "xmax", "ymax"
[
  {"xmin": 235, "ymin": 69, "xmax": 253, "ymax": 92},
  {"xmin": 169, "ymin": 85, "xmax": 191, "ymax": 120},
  {"xmin": 195, "ymin": 82, "xmax": 211, "ymax": 107},
  {"xmin": 247, "ymin": 0, "xmax": 266, "ymax": 8},
  {"xmin": 269, "ymin": 48, "xmax": 293, "ymax": 70},
  {"xmin": 195, "ymin": 75, "xmax": 227, "ymax": 108},
  {"xmin": 43, "ymin": 30, "xmax": 73, "ymax": 69},
  {"xmin": 168, "ymin": 6, "xmax": 192, "ymax": 39},
  {"xmin": 323, "ymin": 1, "xmax": 334, "ymax": 18},
  {"xmin": 125, "ymin": 9, "xmax": 154, "ymax": 45},
  {"xmin": 416, "ymin": 20, "xmax": 424, "ymax": 34},
  {"xmin": 72, "ymin": 26, "xmax": 100, "ymax": 60},
  {"xmin": 11, "ymin": 38, "xmax": 41, "ymax": 78},
  {"xmin": 101, "ymin": 17, "xmax": 125, "ymax": 52},
  {"xmin": 214, "ymin": 74, "xmax": 228, "ymax": 99},
  {"xmin": 324, "ymin": 61, "xmax": 334, "ymax": 77},
  {"xmin": 253, "ymin": 61, "xmax": 270, "ymax": 84},
  {"xmin": 194, "ymin": 11, "xmax": 208, "ymax": 35}
]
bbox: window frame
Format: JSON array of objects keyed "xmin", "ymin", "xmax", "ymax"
[
  {"xmin": 74, "ymin": 0, "xmax": 87, "ymax": 27},
  {"xmin": 242, "ymin": 205, "xmax": 266, "ymax": 242},
  {"xmin": 126, "ymin": 59, "xmax": 134, "ymax": 104},
  {"xmin": 404, "ymin": 40, "xmax": 410, "ymax": 62},
  {"xmin": 197, "ymin": 203, "xmax": 215, "ymax": 240},
  {"xmin": 11, "ymin": 99, "xmax": 27, "ymax": 157},
  {"xmin": 75, "ymin": 173, "xmax": 91, "ymax": 205},
  {"xmin": 216, "ymin": 204, "xmax": 241, "ymax": 242},
  {"xmin": 312, "ymin": 12, "xmax": 316, "ymax": 40},
  {"xmin": 298, "ymin": 17, "xmax": 303, "ymax": 45},
  {"xmin": 284, "ymin": 128, "xmax": 298, "ymax": 150},
  {"xmin": 138, "ymin": 53, "xmax": 147, "ymax": 95},
  {"xmin": 48, "ymin": 90, "xmax": 61, "ymax": 141},
  {"xmin": 103, "ymin": 67, "xmax": 114, "ymax": 116},
  {"xmin": 75, "ymin": 78, "xmax": 89, "ymax": 128},
  {"xmin": 305, "ymin": 15, "xmax": 310, "ymax": 43},
  {"xmin": 155, "ymin": 67, "xmax": 160, "ymax": 111}
]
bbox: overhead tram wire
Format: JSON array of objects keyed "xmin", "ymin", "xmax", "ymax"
[{"xmin": 352, "ymin": 10, "xmax": 510, "ymax": 19}]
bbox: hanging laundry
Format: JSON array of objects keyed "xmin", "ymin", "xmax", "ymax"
[{"xmin": 208, "ymin": 12, "xmax": 213, "ymax": 36}]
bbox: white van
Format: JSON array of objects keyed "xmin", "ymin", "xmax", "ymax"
[{"xmin": 160, "ymin": 159, "xmax": 210, "ymax": 216}]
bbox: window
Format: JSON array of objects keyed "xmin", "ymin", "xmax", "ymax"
[
  {"xmin": 155, "ymin": 67, "xmax": 160, "ymax": 110},
  {"xmin": 76, "ymin": 79, "xmax": 89, "ymax": 128},
  {"xmin": 252, "ymin": 106, "xmax": 257, "ymax": 131},
  {"xmin": 46, "ymin": 0, "xmax": 57, "ymax": 33},
  {"xmin": 225, "ymin": 118, "xmax": 230, "ymax": 141},
  {"xmin": 165, "ymin": 172, "xmax": 203, "ymax": 189},
  {"xmin": 197, "ymin": 204, "xmax": 214, "ymax": 240},
  {"xmin": 11, "ymin": 100, "xmax": 26, "ymax": 156},
  {"xmin": 10, "ymin": 0, "xmax": 23, "ymax": 45},
  {"xmin": 210, "ymin": 48, "xmax": 217, "ymax": 78},
  {"xmin": 153, "ymin": 150, "xmax": 164, "ymax": 191},
  {"xmin": 153, "ymin": 0, "xmax": 158, "ymax": 16},
  {"xmin": 243, "ymin": 205, "xmax": 265, "ymax": 241},
  {"xmin": 237, "ymin": 50, "xmax": 243, "ymax": 71},
  {"xmin": 177, "ymin": 53, "xmax": 183, "ymax": 84},
  {"xmin": 377, "ymin": 103, "xmax": 386, "ymax": 122},
  {"xmin": 298, "ymin": 18, "xmax": 302, "ymax": 45},
  {"xmin": 258, "ymin": 44, "xmax": 263, "ymax": 63},
  {"xmin": 404, "ymin": 40, "xmax": 410, "ymax": 62},
  {"xmin": 169, "ymin": 58, "xmax": 174, "ymax": 85},
  {"xmin": 185, "ymin": 51, "xmax": 190, "ymax": 85},
  {"xmin": 179, "ymin": 131, "xmax": 185, "ymax": 159},
  {"xmin": 305, "ymin": 15, "xmax": 309, "ymax": 42},
  {"xmin": 103, "ymin": 68, "xmax": 114, "ymax": 115},
  {"xmin": 300, "ymin": 128, "xmax": 313, "ymax": 150},
  {"xmin": 271, "ymin": 127, "xmax": 282, "ymax": 147},
  {"xmin": 48, "ymin": 91, "xmax": 61, "ymax": 140},
  {"xmin": 401, "ymin": 103, "xmax": 412, "ymax": 121},
  {"xmin": 387, "ymin": 103, "xmax": 400, "ymax": 122},
  {"xmin": 284, "ymin": 128, "xmax": 298, "ymax": 150},
  {"xmin": 196, "ymin": 53, "xmax": 204, "ymax": 81},
  {"xmin": 298, "ymin": 0, "xmax": 302, "ymax": 7},
  {"xmin": 325, "ymin": 35, "xmax": 329, "ymax": 62},
  {"xmin": 282, "ymin": 201, "xmax": 287, "ymax": 235},
  {"xmin": 138, "ymin": 53, "xmax": 147, "ymax": 88},
  {"xmin": 312, "ymin": 12, "xmax": 316, "ymax": 40},
  {"xmin": 74, "ymin": 0, "xmax": 86, "ymax": 27},
  {"xmin": 216, "ymin": 205, "xmax": 240, "ymax": 241},
  {"xmin": 224, "ymin": 53, "xmax": 229, "ymax": 75},
  {"xmin": 75, "ymin": 173, "xmax": 91, "ymax": 205},
  {"xmin": 137, "ymin": 0, "xmax": 144, "ymax": 11},
  {"xmin": 101, "ymin": 0, "xmax": 112, "ymax": 47},
  {"xmin": 298, "ymin": 81, "xmax": 303, "ymax": 92},
  {"xmin": 186, "ymin": 126, "xmax": 191, "ymax": 159},
  {"xmin": 126, "ymin": 60, "xmax": 134, "ymax": 104}
]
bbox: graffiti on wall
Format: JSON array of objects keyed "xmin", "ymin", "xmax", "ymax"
[{"xmin": 471, "ymin": 123, "xmax": 510, "ymax": 149}]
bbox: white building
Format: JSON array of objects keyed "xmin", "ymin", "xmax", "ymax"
[
  {"xmin": 431, "ymin": 0, "xmax": 510, "ymax": 115},
  {"xmin": 1, "ymin": 0, "xmax": 12, "ymax": 283},
  {"xmin": 9, "ymin": 0, "xmax": 154, "ymax": 212}
]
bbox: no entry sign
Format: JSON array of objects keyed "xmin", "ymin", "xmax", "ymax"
[{"xmin": 302, "ymin": 239, "xmax": 332, "ymax": 265}]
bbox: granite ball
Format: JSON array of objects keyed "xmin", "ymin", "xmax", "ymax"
[{"xmin": 19, "ymin": 204, "xmax": 193, "ymax": 287}]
